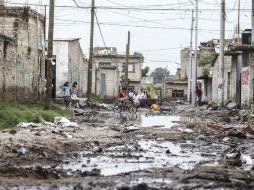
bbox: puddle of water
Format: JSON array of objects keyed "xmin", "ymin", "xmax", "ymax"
[
  {"xmin": 60, "ymin": 139, "xmax": 221, "ymax": 176},
  {"xmin": 140, "ymin": 115, "xmax": 180, "ymax": 128}
]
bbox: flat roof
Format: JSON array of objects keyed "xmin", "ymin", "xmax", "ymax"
[{"xmin": 54, "ymin": 38, "xmax": 81, "ymax": 42}]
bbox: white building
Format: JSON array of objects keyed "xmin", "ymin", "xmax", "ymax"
[{"xmin": 52, "ymin": 38, "xmax": 87, "ymax": 98}]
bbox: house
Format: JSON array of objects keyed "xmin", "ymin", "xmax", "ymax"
[
  {"xmin": 224, "ymin": 29, "xmax": 254, "ymax": 106},
  {"xmin": 0, "ymin": 5, "xmax": 45, "ymax": 101},
  {"xmin": 163, "ymin": 49, "xmax": 189, "ymax": 100},
  {"xmin": 93, "ymin": 47, "xmax": 143, "ymax": 99},
  {"xmin": 52, "ymin": 38, "xmax": 88, "ymax": 98}
]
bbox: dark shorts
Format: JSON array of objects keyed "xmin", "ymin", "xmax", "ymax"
[{"xmin": 64, "ymin": 96, "xmax": 71, "ymax": 103}]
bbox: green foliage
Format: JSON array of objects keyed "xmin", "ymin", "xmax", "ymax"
[
  {"xmin": 142, "ymin": 66, "xmax": 150, "ymax": 77},
  {"xmin": 89, "ymin": 93, "xmax": 102, "ymax": 103},
  {"xmin": 198, "ymin": 52, "xmax": 217, "ymax": 67},
  {"xmin": 203, "ymin": 68, "xmax": 210, "ymax": 77},
  {"xmin": 0, "ymin": 102, "xmax": 71, "ymax": 129},
  {"xmin": 150, "ymin": 67, "xmax": 170, "ymax": 83}
]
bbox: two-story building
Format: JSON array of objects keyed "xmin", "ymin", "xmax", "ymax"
[{"xmin": 93, "ymin": 47, "xmax": 143, "ymax": 99}]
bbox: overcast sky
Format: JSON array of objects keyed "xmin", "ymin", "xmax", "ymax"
[{"xmin": 8, "ymin": 0, "xmax": 252, "ymax": 74}]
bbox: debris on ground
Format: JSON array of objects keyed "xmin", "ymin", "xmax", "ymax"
[
  {"xmin": 54, "ymin": 117, "xmax": 79, "ymax": 128},
  {"xmin": 226, "ymin": 102, "xmax": 238, "ymax": 110},
  {"xmin": 206, "ymin": 102, "xmax": 219, "ymax": 111},
  {"xmin": 18, "ymin": 122, "xmax": 41, "ymax": 128},
  {"xmin": 226, "ymin": 129, "xmax": 246, "ymax": 139},
  {"xmin": 207, "ymin": 123, "xmax": 232, "ymax": 131},
  {"xmin": 1, "ymin": 103, "xmax": 254, "ymax": 190}
]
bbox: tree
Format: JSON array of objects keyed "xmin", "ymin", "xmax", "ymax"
[
  {"xmin": 150, "ymin": 67, "xmax": 170, "ymax": 83},
  {"xmin": 198, "ymin": 52, "xmax": 217, "ymax": 67},
  {"xmin": 142, "ymin": 66, "xmax": 150, "ymax": 77}
]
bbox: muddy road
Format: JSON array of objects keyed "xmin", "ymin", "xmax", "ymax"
[{"xmin": 0, "ymin": 105, "xmax": 254, "ymax": 190}]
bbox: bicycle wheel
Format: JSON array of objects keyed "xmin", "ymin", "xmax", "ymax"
[{"xmin": 127, "ymin": 105, "xmax": 137, "ymax": 114}]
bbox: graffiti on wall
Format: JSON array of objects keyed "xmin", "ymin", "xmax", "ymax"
[
  {"xmin": 242, "ymin": 67, "xmax": 250, "ymax": 105},
  {"xmin": 242, "ymin": 67, "xmax": 249, "ymax": 86}
]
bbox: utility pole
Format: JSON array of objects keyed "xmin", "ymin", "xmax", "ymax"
[
  {"xmin": 87, "ymin": 0, "xmax": 95, "ymax": 98},
  {"xmin": 218, "ymin": 0, "xmax": 225, "ymax": 106},
  {"xmin": 45, "ymin": 0, "xmax": 55, "ymax": 110},
  {"xmin": 192, "ymin": 0, "xmax": 198, "ymax": 107},
  {"xmin": 125, "ymin": 31, "xmax": 130, "ymax": 90},
  {"xmin": 187, "ymin": 10, "xmax": 194, "ymax": 103},
  {"xmin": 252, "ymin": 0, "xmax": 254, "ymax": 45},
  {"xmin": 237, "ymin": 0, "xmax": 240, "ymax": 45}
]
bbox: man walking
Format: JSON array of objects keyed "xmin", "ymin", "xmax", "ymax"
[{"xmin": 196, "ymin": 86, "xmax": 202, "ymax": 106}]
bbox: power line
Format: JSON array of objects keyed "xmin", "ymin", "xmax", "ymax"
[
  {"xmin": 72, "ymin": 0, "xmax": 80, "ymax": 7},
  {"xmin": 94, "ymin": 11, "xmax": 109, "ymax": 54},
  {"xmin": 7, "ymin": 2, "xmax": 253, "ymax": 11}
]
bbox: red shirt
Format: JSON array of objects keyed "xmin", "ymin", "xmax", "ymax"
[{"xmin": 118, "ymin": 91, "xmax": 125, "ymax": 98}]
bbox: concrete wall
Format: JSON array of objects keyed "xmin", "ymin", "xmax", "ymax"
[
  {"xmin": 180, "ymin": 48, "xmax": 189, "ymax": 79},
  {"xmin": 0, "ymin": 7, "xmax": 45, "ymax": 101},
  {"xmin": 53, "ymin": 39, "xmax": 87, "ymax": 97},
  {"xmin": 68, "ymin": 40, "xmax": 87, "ymax": 97},
  {"xmin": 97, "ymin": 68, "xmax": 118, "ymax": 98},
  {"xmin": 164, "ymin": 82, "xmax": 188, "ymax": 99},
  {"xmin": 211, "ymin": 56, "xmax": 232, "ymax": 103},
  {"xmin": 94, "ymin": 53, "xmax": 143, "ymax": 97},
  {"xmin": 53, "ymin": 41, "xmax": 69, "ymax": 97}
]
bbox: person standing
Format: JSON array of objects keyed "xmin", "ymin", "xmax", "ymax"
[
  {"xmin": 196, "ymin": 86, "xmax": 203, "ymax": 106},
  {"xmin": 71, "ymin": 82, "xmax": 80, "ymax": 108},
  {"xmin": 63, "ymin": 82, "xmax": 71, "ymax": 108}
]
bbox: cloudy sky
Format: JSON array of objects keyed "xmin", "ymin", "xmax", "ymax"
[{"xmin": 7, "ymin": 0, "xmax": 252, "ymax": 74}]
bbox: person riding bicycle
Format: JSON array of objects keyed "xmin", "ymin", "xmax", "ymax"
[{"xmin": 118, "ymin": 87, "xmax": 126, "ymax": 110}]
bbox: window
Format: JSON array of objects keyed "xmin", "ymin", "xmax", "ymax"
[
  {"xmin": 172, "ymin": 90, "xmax": 184, "ymax": 98},
  {"xmin": 122, "ymin": 63, "xmax": 135, "ymax": 73},
  {"xmin": 128, "ymin": 63, "xmax": 135, "ymax": 73},
  {"xmin": 99, "ymin": 62, "xmax": 111, "ymax": 67},
  {"xmin": 3, "ymin": 41, "xmax": 8, "ymax": 59}
]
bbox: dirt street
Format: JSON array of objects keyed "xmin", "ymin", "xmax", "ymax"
[{"xmin": 0, "ymin": 104, "xmax": 253, "ymax": 190}]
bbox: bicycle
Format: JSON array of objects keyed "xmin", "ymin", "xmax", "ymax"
[{"xmin": 113, "ymin": 97, "xmax": 137, "ymax": 114}]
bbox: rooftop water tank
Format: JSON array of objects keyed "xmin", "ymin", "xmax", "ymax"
[{"xmin": 241, "ymin": 29, "xmax": 252, "ymax": 45}]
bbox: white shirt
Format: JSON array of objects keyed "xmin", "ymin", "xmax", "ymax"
[
  {"xmin": 133, "ymin": 94, "xmax": 140, "ymax": 104},
  {"xmin": 128, "ymin": 91, "xmax": 134, "ymax": 98}
]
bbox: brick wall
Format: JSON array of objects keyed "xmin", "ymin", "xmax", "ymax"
[{"xmin": 0, "ymin": 7, "xmax": 45, "ymax": 101}]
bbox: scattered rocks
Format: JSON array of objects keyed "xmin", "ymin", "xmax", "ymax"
[
  {"xmin": 18, "ymin": 122, "xmax": 41, "ymax": 128},
  {"xmin": 207, "ymin": 102, "xmax": 219, "ymax": 111},
  {"xmin": 54, "ymin": 117, "xmax": 79, "ymax": 128},
  {"xmin": 226, "ymin": 102, "xmax": 238, "ymax": 110},
  {"xmin": 9, "ymin": 129, "xmax": 17, "ymax": 135},
  {"xmin": 80, "ymin": 169, "xmax": 101, "ymax": 177},
  {"xmin": 226, "ymin": 129, "xmax": 246, "ymax": 139},
  {"xmin": 225, "ymin": 150, "xmax": 243, "ymax": 167},
  {"xmin": 74, "ymin": 109, "xmax": 85, "ymax": 116}
]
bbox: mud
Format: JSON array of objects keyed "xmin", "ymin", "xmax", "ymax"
[{"xmin": 0, "ymin": 105, "xmax": 253, "ymax": 189}]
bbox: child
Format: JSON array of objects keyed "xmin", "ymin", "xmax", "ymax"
[
  {"xmin": 71, "ymin": 82, "xmax": 80, "ymax": 108},
  {"xmin": 63, "ymin": 82, "xmax": 71, "ymax": 108}
]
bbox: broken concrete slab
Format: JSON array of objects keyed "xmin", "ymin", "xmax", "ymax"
[
  {"xmin": 17, "ymin": 122, "xmax": 41, "ymax": 128},
  {"xmin": 226, "ymin": 102, "xmax": 238, "ymax": 110},
  {"xmin": 54, "ymin": 117, "xmax": 79, "ymax": 128}
]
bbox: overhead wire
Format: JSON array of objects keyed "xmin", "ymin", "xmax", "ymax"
[
  {"xmin": 94, "ymin": 11, "xmax": 109, "ymax": 55},
  {"xmin": 7, "ymin": 2, "xmax": 253, "ymax": 11}
]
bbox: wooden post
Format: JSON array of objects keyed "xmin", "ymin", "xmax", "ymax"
[
  {"xmin": 87, "ymin": 0, "xmax": 95, "ymax": 98},
  {"xmin": 125, "ymin": 31, "xmax": 130, "ymax": 90},
  {"xmin": 45, "ymin": 0, "xmax": 55, "ymax": 110}
]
